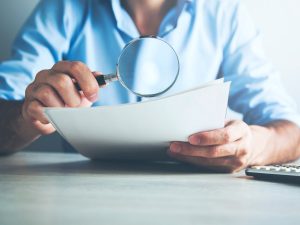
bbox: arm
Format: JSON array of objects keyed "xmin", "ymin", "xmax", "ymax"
[
  {"xmin": 168, "ymin": 120, "xmax": 300, "ymax": 173},
  {"xmin": 0, "ymin": 0, "xmax": 98, "ymax": 154},
  {"xmin": 0, "ymin": 100, "xmax": 40, "ymax": 154},
  {"xmin": 168, "ymin": 2, "xmax": 300, "ymax": 172},
  {"xmin": 0, "ymin": 65, "xmax": 99, "ymax": 154},
  {"xmin": 256, "ymin": 121, "xmax": 300, "ymax": 165}
]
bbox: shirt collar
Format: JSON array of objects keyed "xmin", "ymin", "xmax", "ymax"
[{"xmin": 111, "ymin": 0, "xmax": 195, "ymax": 38}]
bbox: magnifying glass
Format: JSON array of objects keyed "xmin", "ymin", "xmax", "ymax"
[{"xmin": 76, "ymin": 36, "xmax": 180, "ymax": 97}]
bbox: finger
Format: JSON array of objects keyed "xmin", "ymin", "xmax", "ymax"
[
  {"xmin": 77, "ymin": 92, "xmax": 93, "ymax": 107},
  {"xmin": 33, "ymin": 70, "xmax": 49, "ymax": 84},
  {"xmin": 42, "ymin": 73, "xmax": 82, "ymax": 107},
  {"xmin": 52, "ymin": 61, "xmax": 99, "ymax": 101},
  {"xmin": 26, "ymin": 100, "xmax": 49, "ymax": 124},
  {"xmin": 25, "ymin": 81, "xmax": 34, "ymax": 93},
  {"xmin": 31, "ymin": 120, "xmax": 56, "ymax": 135},
  {"xmin": 169, "ymin": 141, "xmax": 239, "ymax": 158},
  {"xmin": 188, "ymin": 120, "xmax": 249, "ymax": 146},
  {"xmin": 33, "ymin": 70, "xmax": 82, "ymax": 107},
  {"xmin": 31, "ymin": 84, "xmax": 64, "ymax": 107},
  {"xmin": 167, "ymin": 152, "xmax": 244, "ymax": 173}
]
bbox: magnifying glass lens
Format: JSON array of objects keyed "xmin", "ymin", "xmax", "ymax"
[{"xmin": 117, "ymin": 37, "xmax": 179, "ymax": 97}]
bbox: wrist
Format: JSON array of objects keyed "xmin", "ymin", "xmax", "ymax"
[
  {"xmin": 0, "ymin": 100, "xmax": 40, "ymax": 152},
  {"xmin": 248, "ymin": 124, "xmax": 275, "ymax": 165},
  {"xmin": 14, "ymin": 102, "xmax": 41, "ymax": 144}
]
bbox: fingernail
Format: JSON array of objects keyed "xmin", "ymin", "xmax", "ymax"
[
  {"xmin": 170, "ymin": 143, "xmax": 181, "ymax": 153},
  {"xmin": 88, "ymin": 93, "xmax": 98, "ymax": 102},
  {"xmin": 190, "ymin": 136, "xmax": 200, "ymax": 145}
]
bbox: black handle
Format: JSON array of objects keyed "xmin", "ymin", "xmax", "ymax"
[{"xmin": 75, "ymin": 75, "xmax": 106, "ymax": 91}]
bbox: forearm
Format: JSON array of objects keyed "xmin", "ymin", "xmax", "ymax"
[
  {"xmin": 0, "ymin": 100, "xmax": 40, "ymax": 154},
  {"xmin": 250, "ymin": 120, "xmax": 300, "ymax": 166}
]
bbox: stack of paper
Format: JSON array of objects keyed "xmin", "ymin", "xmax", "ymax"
[{"xmin": 45, "ymin": 79, "xmax": 230, "ymax": 160}]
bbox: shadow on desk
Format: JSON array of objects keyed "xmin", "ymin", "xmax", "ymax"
[
  {"xmin": 1, "ymin": 153, "xmax": 218, "ymax": 176},
  {"xmin": 2, "ymin": 153, "xmax": 300, "ymax": 187}
]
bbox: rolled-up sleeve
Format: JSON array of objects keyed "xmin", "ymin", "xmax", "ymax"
[
  {"xmin": 221, "ymin": 1, "xmax": 300, "ymax": 127},
  {"xmin": 0, "ymin": 0, "xmax": 73, "ymax": 100}
]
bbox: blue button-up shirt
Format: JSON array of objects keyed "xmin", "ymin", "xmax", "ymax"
[{"xmin": 0, "ymin": 0, "xmax": 299, "ymax": 126}]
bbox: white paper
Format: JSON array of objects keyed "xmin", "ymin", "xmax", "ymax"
[{"xmin": 45, "ymin": 79, "xmax": 230, "ymax": 160}]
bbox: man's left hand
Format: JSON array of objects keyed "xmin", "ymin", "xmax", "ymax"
[{"xmin": 168, "ymin": 120, "xmax": 266, "ymax": 172}]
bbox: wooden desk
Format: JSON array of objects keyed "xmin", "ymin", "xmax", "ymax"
[{"xmin": 0, "ymin": 152, "xmax": 299, "ymax": 225}]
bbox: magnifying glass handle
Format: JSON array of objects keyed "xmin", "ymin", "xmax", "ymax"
[{"xmin": 75, "ymin": 73, "xmax": 117, "ymax": 91}]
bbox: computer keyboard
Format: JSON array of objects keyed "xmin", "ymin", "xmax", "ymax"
[{"xmin": 245, "ymin": 165, "xmax": 300, "ymax": 183}]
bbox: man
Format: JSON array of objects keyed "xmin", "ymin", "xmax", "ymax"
[{"xmin": 0, "ymin": 0, "xmax": 299, "ymax": 172}]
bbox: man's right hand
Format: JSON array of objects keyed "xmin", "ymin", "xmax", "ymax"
[{"xmin": 22, "ymin": 61, "xmax": 100, "ymax": 135}]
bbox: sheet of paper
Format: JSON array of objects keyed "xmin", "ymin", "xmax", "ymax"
[{"xmin": 45, "ymin": 79, "xmax": 230, "ymax": 160}]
